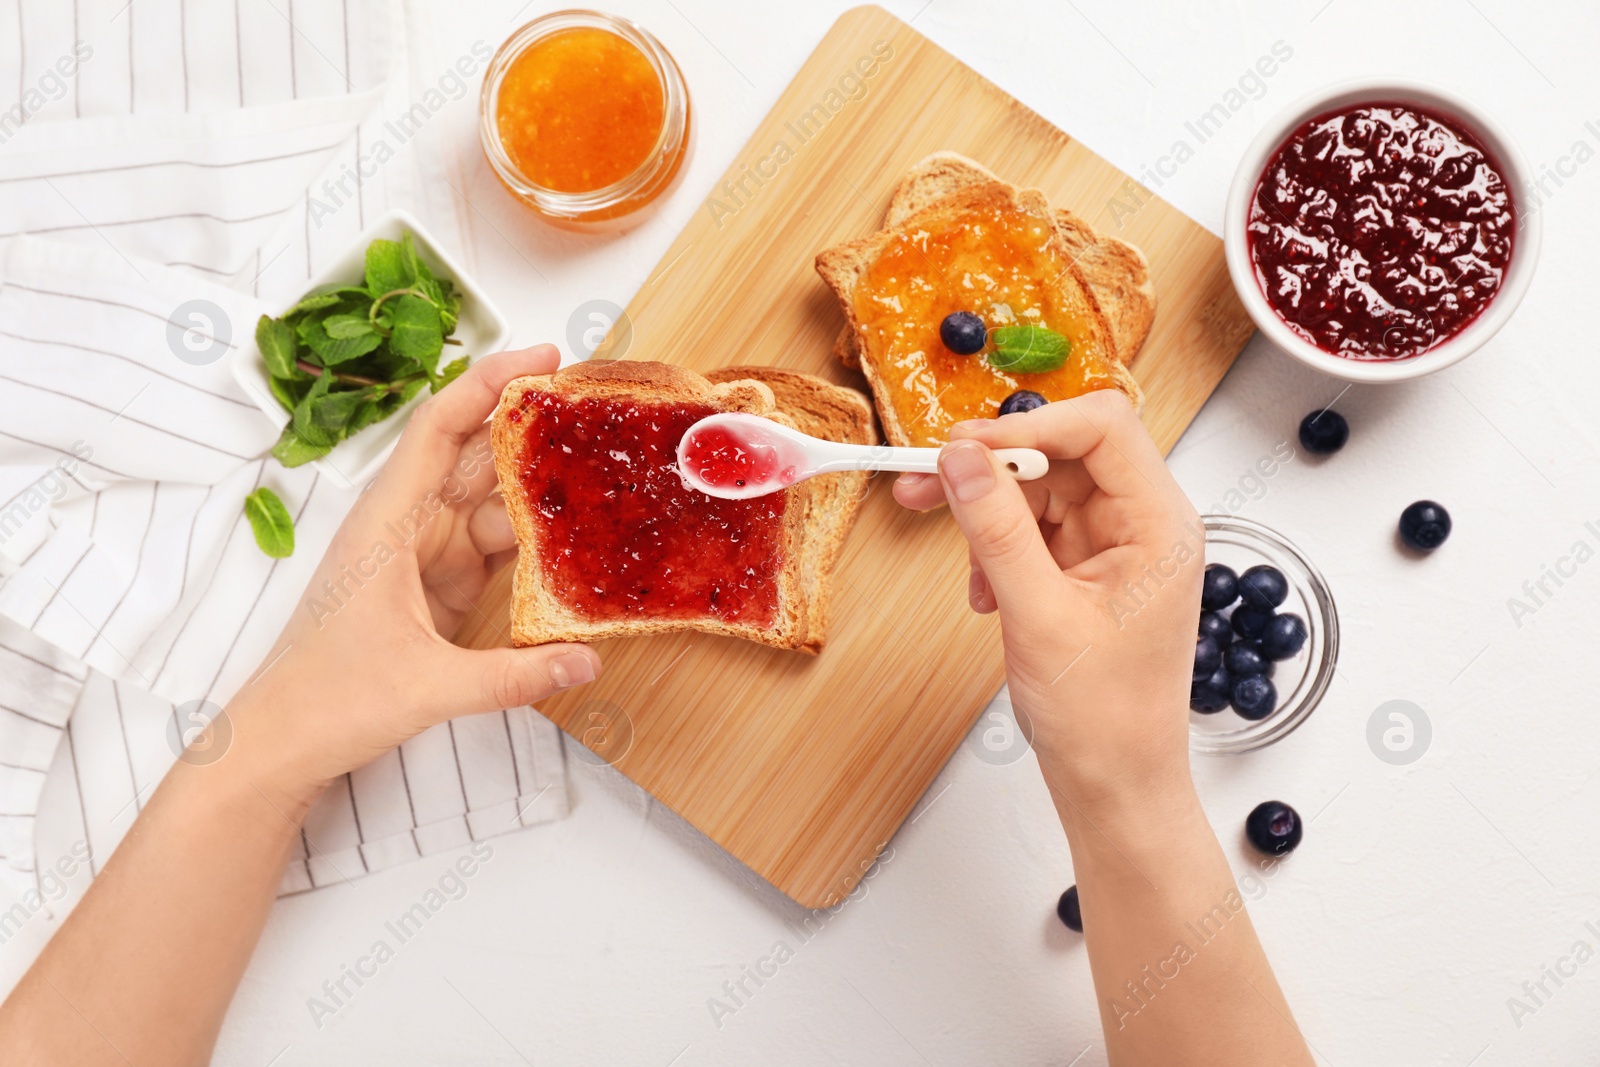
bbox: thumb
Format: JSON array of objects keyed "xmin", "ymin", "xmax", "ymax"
[
  {"xmin": 938, "ymin": 441, "xmax": 1062, "ymax": 613},
  {"xmin": 419, "ymin": 641, "xmax": 602, "ymax": 721}
]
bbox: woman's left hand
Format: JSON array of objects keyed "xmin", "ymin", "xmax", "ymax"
[{"xmin": 228, "ymin": 345, "xmax": 600, "ymax": 803}]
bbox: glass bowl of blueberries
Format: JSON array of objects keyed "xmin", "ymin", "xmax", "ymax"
[{"xmin": 1190, "ymin": 515, "xmax": 1338, "ymax": 754}]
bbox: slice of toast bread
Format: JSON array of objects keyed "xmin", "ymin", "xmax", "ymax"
[
  {"xmin": 816, "ymin": 152, "xmax": 1154, "ymax": 447},
  {"xmin": 705, "ymin": 366, "xmax": 876, "ymax": 653},
  {"xmin": 493, "ymin": 360, "xmax": 815, "ymax": 651},
  {"xmin": 834, "ymin": 153, "xmax": 1156, "ymax": 366}
]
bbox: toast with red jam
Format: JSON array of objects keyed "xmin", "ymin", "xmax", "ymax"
[{"xmin": 492, "ymin": 360, "xmax": 872, "ymax": 653}]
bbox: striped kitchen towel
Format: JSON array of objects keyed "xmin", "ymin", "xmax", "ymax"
[{"xmin": 0, "ymin": 0, "xmax": 569, "ymax": 911}]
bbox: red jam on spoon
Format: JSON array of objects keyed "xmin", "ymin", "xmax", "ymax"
[
  {"xmin": 680, "ymin": 421, "xmax": 802, "ymax": 491},
  {"xmin": 1247, "ymin": 102, "xmax": 1515, "ymax": 360}
]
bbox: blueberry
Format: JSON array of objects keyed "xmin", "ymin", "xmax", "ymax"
[
  {"xmin": 939, "ymin": 311, "xmax": 987, "ymax": 355},
  {"xmin": 1056, "ymin": 885, "xmax": 1082, "ymax": 932},
  {"xmin": 1399, "ymin": 500, "xmax": 1451, "ymax": 551},
  {"xmin": 1259, "ymin": 613, "xmax": 1307, "ymax": 660},
  {"xmin": 1190, "ymin": 665, "xmax": 1233, "ymax": 713},
  {"xmin": 1245, "ymin": 800, "xmax": 1302, "ymax": 856},
  {"xmin": 998, "ymin": 390, "xmax": 1047, "ymax": 416},
  {"xmin": 1194, "ymin": 635, "xmax": 1222, "ymax": 679},
  {"xmin": 1223, "ymin": 641, "xmax": 1272, "ymax": 678},
  {"xmin": 1238, "ymin": 565, "xmax": 1289, "ymax": 609},
  {"xmin": 1201, "ymin": 564, "xmax": 1239, "ymax": 611},
  {"xmin": 1197, "ymin": 611, "xmax": 1234, "ymax": 648},
  {"xmin": 1230, "ymin": 603, "xmax": 1273, "ymax": 640},
  {"xmin": 1231, "ymin": 674, "xmax": 1277, "ymax": 720},
  {"xmin": 1298, "ymin": 409, "xmax": 1349, "ymax": 454}
]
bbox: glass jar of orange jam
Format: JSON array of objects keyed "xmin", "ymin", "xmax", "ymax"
[{"xmin": 480, "ymin": 11, "xmax": 691, "ymax": 226}]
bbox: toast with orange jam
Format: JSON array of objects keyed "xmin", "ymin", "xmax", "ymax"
[{"xmin": 815, "ymin": 152, "xmax": 1155, "ymax": 448}]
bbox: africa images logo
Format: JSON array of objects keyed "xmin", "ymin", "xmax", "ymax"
[{"xmin": 0, "ymin": 41, "xmax": 93, "ymax": 145}]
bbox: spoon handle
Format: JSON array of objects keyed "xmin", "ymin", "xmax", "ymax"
[{"xmin": 811, "ymin": 445, "xmax": 1049, "ymax": 481}]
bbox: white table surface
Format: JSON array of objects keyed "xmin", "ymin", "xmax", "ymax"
[{"xmin": 29, "ymin": 0, "xmax": 1600, "ymax": 1063}]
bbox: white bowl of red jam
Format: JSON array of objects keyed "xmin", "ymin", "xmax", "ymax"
[{"xmin": 1224, "ymin": 79, "xmax": 1540, "ymax": 382}]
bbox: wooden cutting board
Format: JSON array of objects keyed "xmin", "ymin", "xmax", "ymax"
[{"xmin": 457, "ymin": 4, "xmax": 1253, "ymax": 907}]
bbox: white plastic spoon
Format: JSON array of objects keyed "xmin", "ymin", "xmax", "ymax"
[{"xmin": 676, "ymin": 412, "xmax": 1050, "ymax": 501}]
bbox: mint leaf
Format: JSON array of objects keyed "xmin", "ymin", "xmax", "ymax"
[
  {"xmin": 286, "ymin": 286, "xmax": 370, "ymax": 318},
  {"xmin": 402, "ymin": 233, "xmax": 428, "ymax": 283},
  {"xmin": 256, "ymin": 315, "xmax": 300, "ymax": 380},
  {"xmin": 400, "ymin": 377, "xmax": 431, "ymax": 403},
  {"xmin": 270, "ymin": 427, "xmax": 331, "ymax": 468},
  {"xmin": 244, "ymin": 487, "xmax": 295, "ymax": 558},
  {"xmin": 406, "ymin": 236, "xmax": 451, "ymax": 309},
  {"xmin": 378, "ymin": 353, "xmax": 427, "ymax": 380},
  {"xmin": 988, "ymin": 324, "xmax": 1070, "ymax": 374},
  {"xmin": 348, "ymin": 398, "xmax": 388, "ymax": 434},
  {"xmin": 267, "ymin": 373, "xmax": 309, "ymax": 415},
  {"xmin": 299, "ymin": 315, "xmax": 383, "ymax": 365},
  {"xmin": 307, "ymin": 387, "xmax": 369, "ymax": 437},
  {"xmin": 323, "ymin": 313, "xmax": 376, "ymax": 340},
  {"xmin": 388, "ymin": 295, "xmax": 444, "ymax": 364},
  {"xmin": 365, "ymin": 238, "xmax": 415, "ymax": 295},
  {"xmin": 436, "ymin": 279, "xmax": 461, "ymax": 333},
  {"xmin": 433, "ymin": 356, "xmax": 469, "ymax": 392},
  {"xmin": 291, "ymin": 375, "xmax": 337, "ymax": 447},
  {"xmin": 284, "ymin": 291, "xmax": 344, "ymax": 317}
]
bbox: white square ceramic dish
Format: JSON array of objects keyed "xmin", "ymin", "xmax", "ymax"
[{"xmin": 230, "ymin": 209, "xmax": 512, "ymax": 488}]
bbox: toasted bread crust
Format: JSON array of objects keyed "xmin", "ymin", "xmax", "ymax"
[
  {"xmin": 706, "ymin": 367, "xmax": 875, "ymax": 653},
  {"xmin": 492, "ymin": 360, "xmax": 813, "ymax": 651},
  {"xmin": 820, "ymin": 152, "xmax": 1155, "ymax": 444}
]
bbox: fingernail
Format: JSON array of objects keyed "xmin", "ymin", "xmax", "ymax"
[
  {"xmin": 897, "ymin": 472, "xmax": 931, "ymax": 488},
  {"xmin": 550, "ymin": 652, "xmax": 597, "ymax": 688},
  {"xmin": 967, "ymin": 566, "xmax": 986, "ymax": 609},
  {"xmin": 940, "ymin": 442, "xmax": 995, "ymax": 503}
]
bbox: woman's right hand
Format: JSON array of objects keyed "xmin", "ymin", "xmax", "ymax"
[
  {"xmin": 897, "ymin": 394, "xmax": 1318, "ymax": 1066},
  {"xmin": 894, "ymin": 391, "xmax": 1205, "ymax": 815}
]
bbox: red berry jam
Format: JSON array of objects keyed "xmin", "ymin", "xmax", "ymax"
[
  {"xmin": 513, "ymin": 393, "xmax": 786, "ymax": 626},
  {"xmin": 681, "ymin": 422, "xmax": 801, "ymax": 491},
  {"xmin": 1247, "ymin": 103, "xmax": 1515, "ymax": 360}
]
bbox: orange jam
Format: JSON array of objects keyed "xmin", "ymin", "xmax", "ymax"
[
  {"xmin": 852, "ymin": 202, "xmax": 1119, "ymax": 447},
  {"xmin": 495, "ymin": 27, "xmax": 664, "ymax": 193}
]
